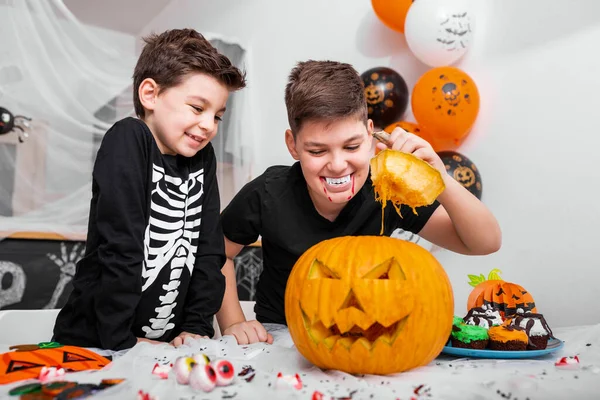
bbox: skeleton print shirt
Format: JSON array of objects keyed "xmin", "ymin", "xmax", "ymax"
[{"xmin": 53, "ymin": 118, "xmax": 225, "ymax": 350}]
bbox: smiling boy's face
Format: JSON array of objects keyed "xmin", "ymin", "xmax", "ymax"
[
  {"xmin": 285, "ymin": 116, "xmax": 374, "ymax": 209},
  {"xmin": 140, "ymin": 72, "xmax": 230, "ymax": 157}
]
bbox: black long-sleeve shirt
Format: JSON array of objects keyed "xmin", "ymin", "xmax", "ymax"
[{"xmin": 53, "ymin": 117, "xmax": 225, "ymax": 350}]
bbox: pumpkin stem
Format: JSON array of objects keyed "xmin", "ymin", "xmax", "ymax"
[{"xmin": 487, "ymin": 268, "xmax": 503, "ymax": 281}]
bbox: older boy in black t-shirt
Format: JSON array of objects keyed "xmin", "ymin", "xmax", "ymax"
[{"xmin": 217, "ymin": 60, "xmax": 502, "ymax": 345}]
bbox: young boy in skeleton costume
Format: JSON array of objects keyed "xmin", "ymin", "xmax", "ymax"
[
  {"xmin": 217, "ymin": 60, "xmax": 502, "ymax": 345},
  {"xmin": 53, "ymin": 29, "xmax": 245, "ymax": 351}
]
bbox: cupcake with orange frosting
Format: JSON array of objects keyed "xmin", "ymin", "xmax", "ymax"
[
  {"xmin": 488, "ymin": 325, "xmax": 528, "ymax": 351},
  {"xmin": 504, "ymin": 312, "xmax": 554, "ymax": 350}
]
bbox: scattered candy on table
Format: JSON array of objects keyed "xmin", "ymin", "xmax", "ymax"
[
  {"xmin": 138, "ymin": 389, "xmax": 159, "ymax": 400},
  {"xmin": 172, "ymin": 354, "xmax": 235, "ymax": 392},
  {"xmin": 7, "ymin": 378, "xmax": 126, "ymax": 398},
  {"xmin": 38, "ymin": 366, "xmax": 66, "ymax": 383},
  {"xmin": 238, "ymin": 365, "xmax": 256, "ymax": 382},
  {"xmin": 555, "ymin": 356, "xmax": 580, "ymax": 367},
  {"xmin": 151, "ymin": 362, "xmax": 172, "ymax": 379},
  {"xmin": 275, "ymin": 372, "xmax": 303, "ymax": 390},
  {"xmin": 312, "ymin": 389, "xmax": 357, "ymax": 399}
]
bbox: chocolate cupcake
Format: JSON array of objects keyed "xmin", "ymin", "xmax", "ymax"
[
  {"xmin": 488, "ymin": 325, "xmax": 528, "ymax": 351},
  {"xmin": 451, "ymin": 317, "xmax": 489, "ymax": 349},
  {"xmin": 463, "ymin": 305, "xmax": 503, "ymax": 329},
  {"xmin": 504, "ymin": 312, "xmax": 554, "ymax": 350}
]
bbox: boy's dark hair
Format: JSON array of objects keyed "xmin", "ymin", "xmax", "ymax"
[
  {"xmin": 284, "ymin": 60, "xmax": 368, "ymax": 136},
  {"xmin": 133, "ymin": 29, "xmax": 246, "ymax": 118}
]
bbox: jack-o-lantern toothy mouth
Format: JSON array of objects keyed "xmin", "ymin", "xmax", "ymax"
[{"xmin": 301, "ymin": 309, "xmax": 409, "ymax": 350}]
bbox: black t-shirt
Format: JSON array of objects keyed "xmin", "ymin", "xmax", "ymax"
[
  {"xmin": 221, "ymin": 162, "xmax": 439, "ymax": 325},
  {"xmin": 53, "ymin": 117, "xmax": 226, "ymax": 350}
]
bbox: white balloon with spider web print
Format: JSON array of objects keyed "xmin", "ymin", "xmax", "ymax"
[{"xmin": 404, "ymin": 0, "xmax": 475, "ymax": 67}]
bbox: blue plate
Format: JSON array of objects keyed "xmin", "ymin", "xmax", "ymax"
[{"xmin": 441, "ymin": 337, "xmax": 564, "ymax": 359}]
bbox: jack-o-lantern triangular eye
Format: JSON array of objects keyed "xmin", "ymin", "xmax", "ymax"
[
  {"xmin": 308, "ymin": 259, "xmax": 340, "ymax": 280},
  {"xmin": 362, "ymin": 258, "xmax": 406, "ymax": 280}
]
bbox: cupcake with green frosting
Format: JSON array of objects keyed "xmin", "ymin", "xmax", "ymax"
[{"xmin": 451, "ymin": 315, "xmax": 489, "ymax": 349}]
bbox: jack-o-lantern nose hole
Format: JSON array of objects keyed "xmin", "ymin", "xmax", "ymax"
[{"xmin": 339, "ymin": 289, "xmax": 364, "ymax": 312}]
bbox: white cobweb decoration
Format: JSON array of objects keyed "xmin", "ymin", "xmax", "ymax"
[{"xmin": 0, "ymin": 0, "xmax": 136, "ymax": 239}]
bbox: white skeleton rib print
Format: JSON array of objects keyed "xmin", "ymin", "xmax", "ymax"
[{"xmin": 141, "ymin": 163, "xmax": 204, "ymax": 339}]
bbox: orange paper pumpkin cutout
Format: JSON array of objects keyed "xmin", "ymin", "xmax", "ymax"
[
  {"xmin": 411, "ymin": 67, "xmax": 480, "ymax": 149},
  {"xmin": 371, "ymin": 0, "xmax": 414, "ymax": 33},
  {"xmin": 0, "ymin": 343, "xmax": 110, "ymax": 384},
  {"xmin": 467, "ymin": 270, "xmax": 537, "ymax": 317},
  {"xmin": 468, "ymin": 282, "xmax": 537, "ymax": 317}
]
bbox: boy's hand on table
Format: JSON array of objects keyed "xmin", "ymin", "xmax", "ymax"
[
  {"xmin": 223, "ymin": 320, "xmax": 273, "ymax": 345},
  {"xmin": 170, "ymin": 331, "xmax": 209, "ymax": 347}
]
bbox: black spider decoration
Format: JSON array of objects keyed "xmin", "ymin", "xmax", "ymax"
[{"xmin": 0, "ymin": 106, "xmax": 32, "ymax": 143}]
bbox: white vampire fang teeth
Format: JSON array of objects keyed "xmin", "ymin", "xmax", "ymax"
[{"xmin": 324, "ymin": 175, "xmax": 351, "ymax": 185}]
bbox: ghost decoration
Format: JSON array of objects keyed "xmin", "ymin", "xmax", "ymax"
[
  {"xmin": 0, "ymin": 261, "xmax": 27, "ymax": 309},
  {"xmin": 404, "ymin": 0, "xmax": 474, "ymax": 67}
]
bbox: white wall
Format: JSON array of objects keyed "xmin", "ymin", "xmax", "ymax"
[{"xmin": 141, "ymin": 0, "xmax": 600, "ymax": 328}]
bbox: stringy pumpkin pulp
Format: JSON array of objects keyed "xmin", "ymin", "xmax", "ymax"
[{"xmin": 370, "ymin": 149, "xmax": 445, "ymax": 233}]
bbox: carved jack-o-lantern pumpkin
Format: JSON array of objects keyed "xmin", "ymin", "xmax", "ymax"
[
  {"xmin": 285, "ymin": 236, "xmax": 454, "ymax": 375},
  {"xmin": 361, "ymin": 67, "xmax": 409, "ymax": 129}
]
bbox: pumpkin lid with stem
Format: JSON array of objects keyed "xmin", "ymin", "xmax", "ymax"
[{"xmin": 370, "ymin": 149, "xmax": 445, "ymax": 234}]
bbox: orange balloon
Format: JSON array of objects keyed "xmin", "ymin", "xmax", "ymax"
[
  {"xmin": 371, "ymin": 0, "xmax": 414, "ymax": 33},
  {"xmin": 411, "ymin": 67, "xmax": 480, "ymax": 149},
  {"xmin": 384, "ymin": 121, "xmax": 440, "ymax": 151}
]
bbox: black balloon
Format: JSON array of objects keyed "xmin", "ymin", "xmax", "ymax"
[
  {"xmin": 361, "ymin": 67, "xmax": 409, "ymax": 129},
  {"xmin": 437, "ymin": 150, "xmax": 483, "ymax": 199},
  {"xmin": 0, "ymin": 107, "xmax": 15, "ymax": 135}
]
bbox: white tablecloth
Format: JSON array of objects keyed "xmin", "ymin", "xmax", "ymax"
[{"xmin": 2, "ymin": 324, "xmax": 600, "ymax": 399}]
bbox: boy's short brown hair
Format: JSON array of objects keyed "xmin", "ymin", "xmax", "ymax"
[
  {"xmin": 133, "ymin": 28, "xmax": 246, "ymax": 118},
  {"xmin": 284, "ymin": 60, "xmax": 368, "ymax": 136}
]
